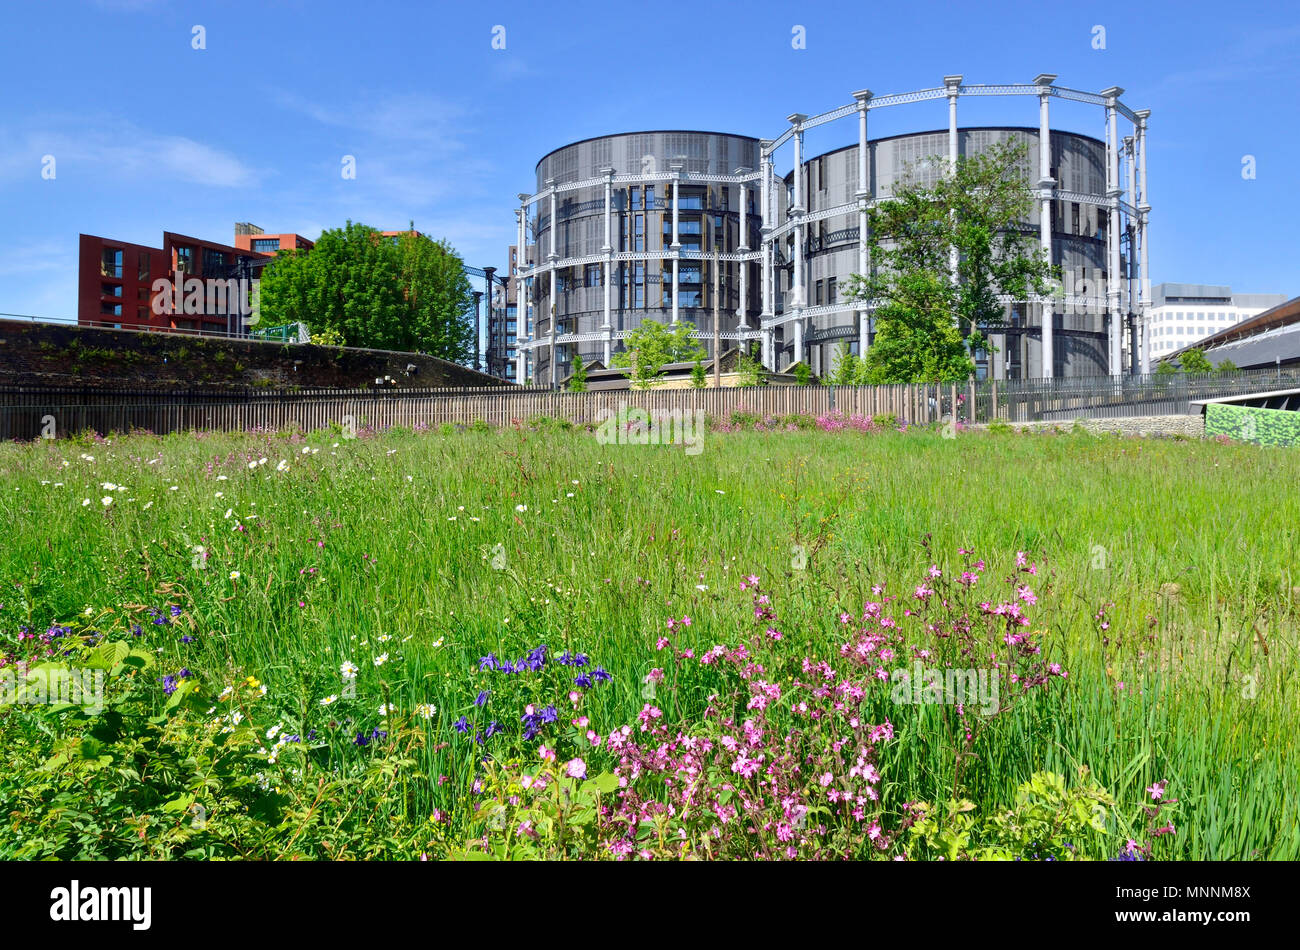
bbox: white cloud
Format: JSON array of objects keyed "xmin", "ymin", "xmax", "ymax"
[{"xmin": 0, "ymin": 120, "xmax": 258, "ymax": 188}]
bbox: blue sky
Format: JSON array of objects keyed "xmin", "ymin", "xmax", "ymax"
[{"xmin": 1, "ymin": 0, "xmax": 1297, "ymax": 319}]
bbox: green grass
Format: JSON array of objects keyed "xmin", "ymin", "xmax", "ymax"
[{"xmin": 1, "ymin": 423, "xmax": 1296, "ymax": 858}]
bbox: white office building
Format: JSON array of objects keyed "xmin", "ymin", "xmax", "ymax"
[{"xmin": 1147, "ymin": 283, "xmax": 1286, "ymax": 362}]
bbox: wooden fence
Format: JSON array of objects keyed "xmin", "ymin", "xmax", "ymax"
[
  {"xmin": 3, "ymin": 369, "xmax": 1297, "ymax": 440},
  {"xmin": 0, "ymin": 383, "xmax": 967, "ymax": 440}
]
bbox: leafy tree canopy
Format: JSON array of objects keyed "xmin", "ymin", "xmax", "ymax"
[
  {"xmin": 258, "ymin": 220, "xmax": 475, "ymax": 361},
  {"xmin": 843, "ymin": 142, "xmax": 1055, "ymax": 383},
  {"xmin": 610, "ymin": 320, "xmax": 705, "ymax": 388}
]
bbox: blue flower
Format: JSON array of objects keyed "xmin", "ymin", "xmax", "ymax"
[
  {"xmin": 170, "ymin": 605, "xmax": 183, "ymax": 618},
  {"xmin": 474, "ymin": 690, "xmax": 490, "ymax": 706},
  {"xmin": 484, "ymin": 720, "xmax": 504, "ymax": 739},
  {"xmin": 592, "ymin": 667, "xmax": 612, "ymax": 683},
  {"xmin": 453, "ymin": 716, "xmax": 470, "ymax": 734},
  {"xmin": 181, "ymin": 635, "xmax": 195, "ymax": 644},
  {"xmin": 478, "ymin": 653, "xmax": 498, "ymax": 671},
  {"xmin": 178, "ymin": 668, "xmax": 192, "ymax": 679},
  {"xmin": 540, "ymin": 705, "xmax": 558, "ymax": 724},
  {"xmin": 573, "ymin": 673, "xmax": 593, "ymax": 689},
  {"xmin": 159, "ymin": 674, "xmax": 178, "ymax": 695}
]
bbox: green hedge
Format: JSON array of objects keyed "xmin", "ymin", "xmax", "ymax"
[{"xmin": 1205, "ymin": 402, "xmax": 1300, "ymax": 446}]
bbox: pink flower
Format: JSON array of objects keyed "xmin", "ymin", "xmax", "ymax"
[
  {"xmin": 1146, "ymin": 780, "xmax": 1167, "ymax": 801},
  {"xmin": 565, "ymin": 758, "xmax": 587, "ymax": 779},
  {"xmin": 539, "ymin": 744, "xmax": 555, "ymax": 761}
]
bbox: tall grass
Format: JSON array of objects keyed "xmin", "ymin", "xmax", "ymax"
[{"xmin": 0, "ymin": 422, "xmax": 1295, "ymax": 857}]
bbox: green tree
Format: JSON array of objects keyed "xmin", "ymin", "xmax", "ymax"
[
  {"xmin": 792, "ymin": 361, "xmax": 812, "ymax": 386},
  {"xmin": 396, "ymin": 227, "xmax": 476, "ymax": 362},
  {"xmin": 824, "ymin": 342, "xmax": 861, "ymax": 385},
  {"xmin": 568, "ymin": 353, "xmax": 588, "ymax": 392},
  {"xmin": 1216, "ymin": 358, "xmax": 1238, "ymax": 373},
  {"xmin": 610, "ymin": 319, "xmax": 704, "ymax": 389},
  {"xmin": 690, "ymin": 355, "xmax": 707, "ymax": 388},
  {"xmin": 1180, "ymin": 348, "xmax": 1214, "ymax": 374},
  {"xmin": 844, "ymin": 142, "xmax": 1054, "ymax": 383},
  {"xmin": 735, "ymin": 349, "xmax": 764, "ymax": 388},
  {"xmin": 258, "ymin": 221, "xmax": 474, "ymax": 361},
  {"xmin": 1154, "ymin": 360, "xmax": 1178, "ymax": 376}
]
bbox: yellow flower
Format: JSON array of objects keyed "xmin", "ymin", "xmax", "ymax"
[{"xmin": 245, "ymin": 676, "xmax": 261, "ymax": 688}]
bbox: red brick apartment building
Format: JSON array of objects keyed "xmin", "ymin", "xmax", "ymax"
[
  {"xmin": 78, "ymin": 224, "xmax": 312, "ymax": 335},
  {"xmin": 79, "ymin": 224, "xmax": 419, "ymax": 336}
]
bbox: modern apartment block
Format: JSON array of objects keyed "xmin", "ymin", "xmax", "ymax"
[
  {"xmin": 77, "ymin": 230, "xmax": 281, "ymax": 335},
  {"xmin": 232, "ymin": 222, "xmax": 315, "ymax": 255},
  {"xmin": 485, "ymin": 244, "xmax": 533, "ymax": 382},
  {"xmin": 78, "ymin": 224, "xmax": 399, "ymax": 337},
  {"xmin": 1146, "ymin": 283, "xmax": 1286, "ymax": 361},
  {"xmin": 512, "ymin": 76, "xmax": 1152, "ymax": 385}
]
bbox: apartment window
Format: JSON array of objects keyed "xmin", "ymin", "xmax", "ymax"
[
  {"xmin": 102, "ymin": 283, "xmax": 122, "ymax": 297},
  {"xmin": 828, "ymin": 277, "xmax": 837, "ymax": 304},
  {"xmin": 678, "ymin": 189, "xmax": 705, "ymax": 210},
  {"xmin": 252, "ymin": 239, "xmax": 280, "ymax": 253},
  {"xmin": 634, "ymin": 214, "xmax": 644, "ymax": 252},
  {"xmin": 202, "ymin": 249, "xmax": 227, "ymax": 275},
  {"xmin": 138, "ymin": 251, "xmax": 151, "ymax": 280},
  {"xmin": 100, "ymin": 247, "xmax": 123, "ymax": 278},
  {"xmin": 629, "ymin": 187, "xmax": 639, "ymax": 209},
  {"xmin": 645, "ymin": 186, "xmax": 656, "ymax": 209},
  {"xmin": 175, "ymin": 246, "xmax": 194, "ymax": 272},
  {"xmin": 138, "ymin": 286, "xmax": 151, "ymax": 301},
  {"xmin": 815, "ymin": 280, "xmax": 824, "ymax": 306},
  {"xmin": 137, "ymin": 306, "xmax": 148, "ymax": 324},
  {"xmin": 679, "ymin": 264, "xmax": 702, "ymax": 284},
  {"xmin": 101, "ymin": 302, "xmax": 122, "ymax": 316},
  {"xmin": 585, "ymin": 263, "xmax": 602, "ymax": 287}
]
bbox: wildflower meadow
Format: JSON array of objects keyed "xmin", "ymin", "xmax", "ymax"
[{"xmin": 0, "ymin": 414, "xmax": 1295, "ymax": 861}]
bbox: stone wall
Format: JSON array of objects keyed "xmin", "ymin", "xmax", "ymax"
[
  {"xmin": 0, "ymin": 320, "xmax": 506, "ymax": 391},
  {"xmin": 981, "ymin": 414, "xmax": 1206, "ymax": 438}
]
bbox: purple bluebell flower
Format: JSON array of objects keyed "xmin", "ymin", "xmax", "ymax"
[
  {"xmin": 453, "ymin": 716, "xmax": 470, "ymax": 734},
  {"xmin": 573, "ymin": 673, "xmax": 593, "ymax": 689},
  {"xmin": 474, "ymin": 690, "xmax": 490, "ymax": 706},
  {"xmin": 592, "ymin": 667, "xmax": 612, "ymax": 683},
  {"xmin": 159, "ymin": 675, "xmax": 178, "ymax": 695}
]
